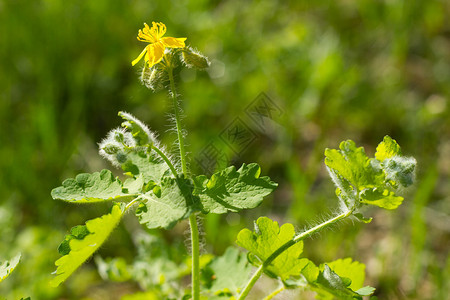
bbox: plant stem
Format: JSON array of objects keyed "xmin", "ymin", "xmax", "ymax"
[
  {"xmin": 167, "ymin": 65, "xmax": 200, "ymax": 300},
  {"xmin": 263, "ymin": 286, "xmax": 285, "ymax": 300},
  {"xmin": 167, "ymin": 67, "xmax": 188, "ymax": 175},
  {"xmin": 152, "ymin": 145, "xmax": 178, "ymax": 177},
  {"xmin": 238, "ymin": 210, "xmax": 352, "ymax": 300},
  {"xmin": 189, "ymin": 214, "xmax": 201, "ymax": 299}
]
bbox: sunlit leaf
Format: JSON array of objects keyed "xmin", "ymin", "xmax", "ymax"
[
  {"xmin": 51, "ymin": 203, "xmax": 124, "ymax": 287},
  {"xmin": 303, "ymin": 258, "xmax": 375, "ymax": 300},
  {"xmin": 122, "ymin": 151, "xmax": 171, "ymax": 183},
  {"xmin": 136, "ymin": 176, "xmax": 195, "ymax": 229},
  {"xmin": 324, "ymin": 258, "xmax": 366, "ymax": 291},
  {"xmin": 51, "ymin": 169, "xmax": 142, "ymax": 203},
  {"xmin": 194, "ymin": 163, "xmax": 277, "ymax": 214},
  {"xmin": 375, "ymin": 136, "xmax": 401, "ymax": 162},
  {"xmin": 325, "ymin": 137, "xmax": 416, "ymax": 211},
  {"xmin": 236, "ymin": 217, "xmax": 309, "ymax": 281},
  {"xmin": 360, "ymin": 187, "xmax": 404, "ymax": 210}
]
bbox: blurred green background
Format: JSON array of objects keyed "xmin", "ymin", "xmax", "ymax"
[{"xmin": 0, "ymin": 0, "xmax": 449, "ymax": 299}]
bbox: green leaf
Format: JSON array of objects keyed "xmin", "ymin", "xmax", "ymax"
[
  {"xmin": 194, "ymin": 163, "xmax": 277, "ymax": 214},
  {"xmin": 360, "ymin": 187, "xmax": 404, "ymax": 210},
  {"xmin": 301, "ymin": 260, "xmax": 320, "ymax": 283},
  {"xmin": 236, "ymin": 217, "xmax": 309, "ymax": 281},
  {"xmin": 203, "ymin": 247, "xmax": 252, "ymax": 296},
  {"xmin": 375, "ymin": 136, "xmax": 401, "ymax": 162},
  {"xmin": 57, "ymin": 225, "xmax": 90, "ymax": 255},
  {"xmin": 51, "ymin": 169, "xmax": 142, "ymax": 203},
  {"xmin": 0, "ymin": 253, "xmax": 21, "ymax": 283},
  {"xmin": 315, "ymin": 264, "xmax": 360, "ymax": 299},
  {"xmin": 305, "ymin": 258, "xmax": 375, "ymax": 300},
  {"xmin": 356, "ymin": 286, "xmax": 376, "ymax": 296},
  {"xmin": 325, "ymin": 137, "xmax": 416, "ymax": 211},
  {"xmin": 353, "ymin": 213, "xmax": 372, "ymax": 223},
  {"xmin": 325, "ymin": 140, "xmax": 382, "ymax": 190},
  {"xmin": 135, "ymin": 176, "xmax": 195, "ymax": 229},
  {"xmin": 324, "ymin": 258, "xmax": 366, "ymax": 291},
  {"xmin": 51, "ymin": 203, "xmax": 124, "ymax": 287},
  {"xmin": 122, "ymin": 151, "xmax": 171, "ymax": 183}
]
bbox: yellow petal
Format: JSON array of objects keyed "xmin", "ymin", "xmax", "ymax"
[
  {"xmin": 131, "ymin": 46, "xmax": 148, "ymax": 66},
  {"xmin": 151, "ymin": 22, "xmax": 167, "ymax": 40},
  {"xmin": 137, "ymin": 29, "xmax": 154, "ymax": 43},
  {"xmin": 145, "ymin": 42, "xmax": 165, "ymax": 68},
  {"xmin": 161, "ymin": 37, "xmax": 187, "ymax": 48}
]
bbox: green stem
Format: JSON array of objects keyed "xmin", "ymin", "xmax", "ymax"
[
  {"xmin": 152, "ymin": 145, "xmax": 178, "ymax": 177},
  {"xmin": 167, "ymin": 67, "xmax": 188, "ymax": 175},
  {"xmin": 189, "ymin": 214, "xmax": 201, "ymax": 299},
  {"xmin": 167, "ymin": 65, "xmax": 200, "ymax": 300},
  {"xmin": 238, "ymin": 210, "xmax": 352, "ymax": 300},
  {"xmin": 263, "ymin": 286, "xmax": 285, "ymax": 300}
]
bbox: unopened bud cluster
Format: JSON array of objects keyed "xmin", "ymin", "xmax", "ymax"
[
  {"xmin": 140, "ymin": 46, "xmax": 210, "ymax": 91},
  {"xmin": 141, "ymin": 64, "xmax": 167, "ymax": 92},
  {"xmin": 181, "ymin": 46, "xmax": 210, "ymax": 70},
  {"xmin": 99, "ymin": 112, "xmax": 158, "ymax": 167},
  {"xmin": 382, "ymin": 156, "xmax": 416, "ymax": 188}
]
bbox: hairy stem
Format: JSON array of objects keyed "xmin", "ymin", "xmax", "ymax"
[
  {"xmin": 238, "ymin": 210, "xmax": 352, "ymax": 300},
  {"xmin": 167, "ymin": 67, "xmax": 188, "ymax": 175},
  {"xmin": 263, "ymin": 285, "xmax": 285, "ymax": 300},
  {"xmin": 167, "ymin": 66, "xmax": 200, "ymax": 300},
  {"xmin": 152, "ymin": 145, "xmax": 178, "ymax": 177}
]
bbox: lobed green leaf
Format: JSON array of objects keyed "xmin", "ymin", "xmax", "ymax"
[
  {"xmin": 325, "ymin": 140, "xmax": 383, "ymax": 190},
  {"xmin": 359, "ymin": 187, "xmax": 403, "ymax": 210},
  {"xmin": 325, "ymin": 136, "xmax": 416, "ymax": 211},
  {"xmin": 136, "ymin": 176, "xmax": 196, "ymax": 229},
  {"xmin": 51, "ymin": 203, "xmax": 124, "ymax": 287},
  {"xmin": 121, "ymin": 151, "xmax": 171, "ymax": 183},
  {"xmin": 375, "ymin": 136, "xmax": 401, "ymax": 162},
  {"xmin": 236, "ymin": 217, "xmax": 309, "ymax": 281},
  {"xmin": 301, "ymin": 258, "xmax": 375, "ymax": 300},
  {"xmin": 51, "ymin": 169, "xmax": 142, "ymax": 203},
  {"xmin": 194, "ymin": 163, "xmax": 277, "ymax": 214}
]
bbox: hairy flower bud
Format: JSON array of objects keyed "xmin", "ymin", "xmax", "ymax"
[
  {"xmin": 114, "ymin": 132, "xmax": 125, "ymax": 144},
  {"xmin": 141, "ymin": 65, "xmax": 167, "ymax": 92},
  {"xmin": 102, "ymin": 144, "xmax": 121, "ymax": 155},
  {"xmin": 115, "ymin": 151, "xmax": 128, "ymax": 164},
  {"xmin": 383, "ymin": 156, "xmax": 416, "ymax": 188},
  {"xmin": 181, "ymin": 46, "xmax": 210, "ymax": 70}
]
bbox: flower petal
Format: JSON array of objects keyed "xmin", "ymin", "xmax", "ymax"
[
  {"xmin": 145, "ymin": 42, "xmax": 165, "ymax": 68},
  {"xmin": 131, "ymin": 46, "xmax": 148, "ymax": 66},
  {"xmin": 151, "ymin": 22, "xmax": 167, "ymax": 40},
  {"xmin": 161, "ymin": 37, "xmax": 187, "ymax": 48}
]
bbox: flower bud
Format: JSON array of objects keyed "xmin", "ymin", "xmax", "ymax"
[
  {"xmin": 181, "ymin": 46, "xmax": 210, "ymax": 70},
  {"xmin": 141, "ymin": 65, "xmax": 167, "ymax": 92},
  {"xmin": 383, "ymin": 156, "xmax": 416, "ymax": 188},
  {"xmin": 102, "ymin": 144, "xmax": 121, "ymax": 155},
  {"xmin": 114, "ymin": 132, "xmax": 125, "ymax": 144},
  {"xmin": 116, "ymin": 151, "xmax": 128, "ymax": 164}
]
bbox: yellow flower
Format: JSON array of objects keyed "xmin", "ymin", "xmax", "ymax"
[{"xmin": 131, "ymin": 22, "xmax": 187, "ymax": 68}]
